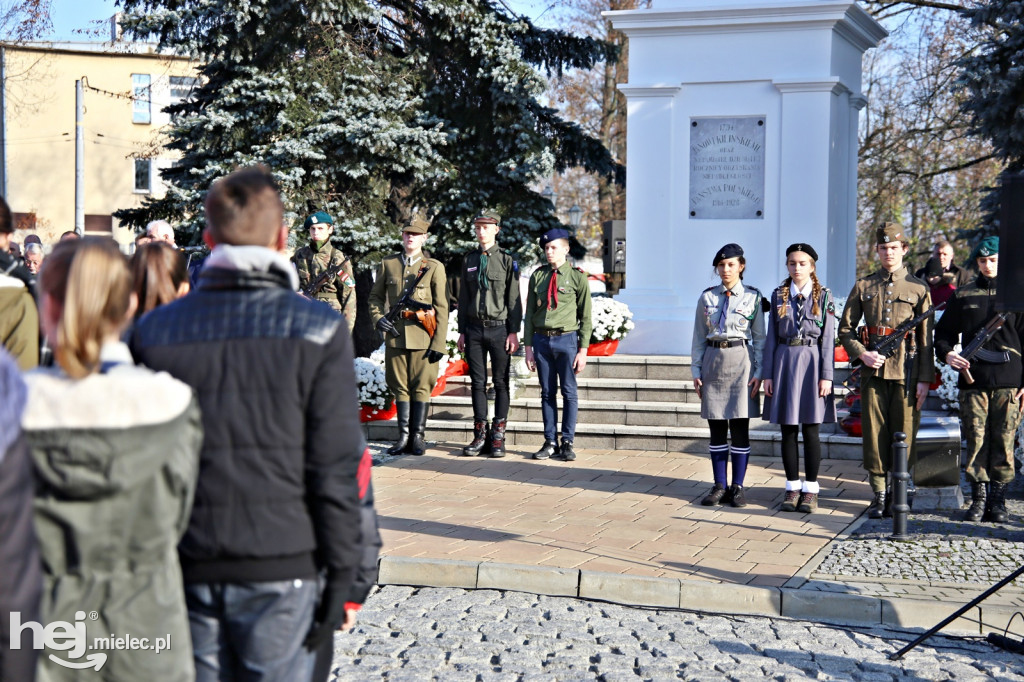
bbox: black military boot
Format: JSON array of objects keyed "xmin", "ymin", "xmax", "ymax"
[
  {"xmin": 386, "ymin": 401, "xmax": 410, "ymax": 456},
  {"xmin": 408, "ymin": 401, "xmax": 428, "ymax": 456},
  {"xmin": 489, "ymin": 419, "xmax": 507, "ymax": 458},
  {"xmin": 867, "ymin": 490, "xmax": 886, "ymax": 519},
  {"xmin": 883, "ymin": 485, "xmax": 893, "ymax": 518},
  {"xmin": 963, "ymin": 482, "xmax": 987, "ymax": 522},
  {"xmin": 984, "ymin": 481, "xmax": 1009, "ymax": 523},
  {"xmin": 462, "ymin": 420, "xmax": 490, "ymax": 457}
]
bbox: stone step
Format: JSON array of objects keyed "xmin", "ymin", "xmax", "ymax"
[
  {"xmin": 566, "ymin": 354, "xmax": 854, "ymax": 383},
  {"xmin": 429, "ymin": 394, "xmax": 845, "ymax": 432},
  {"xmin": 363, "ymin": 418, "xmax": 865, "ymax": 459}
]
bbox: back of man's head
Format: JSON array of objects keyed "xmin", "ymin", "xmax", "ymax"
[{"xmin": 204, "ymin": 166, "xmax": 283, "ymax": 247}]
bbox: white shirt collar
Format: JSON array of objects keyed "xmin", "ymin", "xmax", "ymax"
[{"xmin": 789, "ymin": 280, "xmax": 813, "ymax": 299}]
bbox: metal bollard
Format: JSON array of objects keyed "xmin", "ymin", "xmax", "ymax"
[{"xmin": 890, "ymin": 431, "xmax": 910, "ymax": 540}]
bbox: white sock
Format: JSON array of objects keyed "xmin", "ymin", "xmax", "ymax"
[
  {"xmin": 785, "ymin": 480, "xmax": 802, "ymax": 492},
  {"xmin": 803, "ymin": 481, "xmax": 820, "ymax": 494}
]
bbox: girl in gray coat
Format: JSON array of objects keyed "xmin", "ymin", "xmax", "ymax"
[{"xmin": 22, "ymin": 238, "xmax": 201, "ymax": 682}]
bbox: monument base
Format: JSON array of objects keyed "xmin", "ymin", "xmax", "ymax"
[{"xmin": 912, "ymin": 486, "xmax": 965, "ymax": 512}]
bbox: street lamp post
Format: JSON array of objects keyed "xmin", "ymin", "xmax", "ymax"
[{"xmin": 568, "ymin": 205, "xmax": 582, "ymax": 232}]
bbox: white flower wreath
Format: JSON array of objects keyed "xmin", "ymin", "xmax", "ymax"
[{"xmin": 590, "ymin": 296, "xmax": 635, "ymax": 343}]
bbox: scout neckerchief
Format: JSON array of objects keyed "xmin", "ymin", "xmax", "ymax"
[
  {"xmin": 546, "ymin": 264, "xmax": 559, "ymax": 310},
  {"xmin": 715, "ymin": 289, "xmax": 732, "ymax": 335}
]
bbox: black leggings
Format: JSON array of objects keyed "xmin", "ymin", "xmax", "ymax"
[
  {"xmin": 781, "ymin": 424, "xmax": 821, "ymax": 482},
  {"xmin": 708, "ymin": 419, "xmax": 750, "ymax": 448}
]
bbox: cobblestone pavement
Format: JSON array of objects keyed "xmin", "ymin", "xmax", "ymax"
[{"xmin": 327, "ymin": 586, "xmax": 1023, "ymax": 681}]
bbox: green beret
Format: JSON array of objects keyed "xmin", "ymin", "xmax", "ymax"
[
  {"xmin": 304, "ymin": 211, "xmax": 334, "ymax": 230},
  {"xmin": 970, "ymin": 235, "xmax": 999, "ymax": 261},
  {"xmin": 875, "ymin": 221, "xmax": 905, "ymax": 244},
  {"xmin": 474, "ymin": 210, "xmax": 501, "ymax": 225}
]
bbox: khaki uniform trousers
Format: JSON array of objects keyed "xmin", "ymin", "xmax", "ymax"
[
  {"xmin": 960, "ymin": 388, "xmax": 1022, "ymax": 484},
  {"xmin": 861, "ymin": 376, "xmax": 920, "ymax": 491},
  {"xmin": 386, "ymin": 346, "xmax": 439, "ymax": 402}
]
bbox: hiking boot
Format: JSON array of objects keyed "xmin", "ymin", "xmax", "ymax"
[
  {"xmin": 489, "ymin": 419, "xmax": 507, "ymax": 458},
  {"xmin": 867, "ymin": 490, "xmax": 886, "ymax": 519},
  {"xmin": 462, "ymin": 420, "xmax": 489, "ymax": 457},
  {"xmin": 797, "ymin": 492, "xmax": 818, "ymax": 513},
  {"xmin": 780, "ymin": 490, "xmax": 800, "ymax": 513}
]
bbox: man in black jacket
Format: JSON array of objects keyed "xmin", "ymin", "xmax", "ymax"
[
  {"xmin": 131, "ymin": 167, "xmax": 364, "ymax": 681},
  {"xmin": 934, "ymin": 236, "xmax": 1024, "ymax": 524}
]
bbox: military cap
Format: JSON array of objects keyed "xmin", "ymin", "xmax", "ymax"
[
  {"xmin": 712, "ymin": 243, "xmax": 743, "ymax": 266},
  {"xmin": 786, "ymin": 242, "xmax": 819, "ymax": 262},
  {"xmin": 403, "ymin": 215, "xmax": 431, "ymax": 235},
  {"xmin": 304, "ymin": 211, "xmax": 334, "ymax": 230},
  {"xmin": 474, "ymin": 210, "xmax": 501, "ymax": 225},
  {"xmin": 875, "ymin": 221, "xmax": 905, "ymax": 244},
  {"xmin": 970, "ymin": 235, "xmax": 999, "ymax": 261},
  {"xmin": 540, "ymin": 227, "xmax": 570, "ymax": 247}
]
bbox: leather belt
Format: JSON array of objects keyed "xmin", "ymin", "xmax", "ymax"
[
  {"xmin": 784, "ymin": 338, "xmax": 814, "ymax": 347},
  {"xmin": 469, "ymin": 319, "xmax": 506, "ymax": 328},
  {"xmin": 867, "ymin": 326, "xmax": 896, "ymax": 336},
  {"xmin": 706, "ymin": 339, "xmax": 746, "ymax": 349},
  {"xmin": 536, "ymin": 329, "xmax": 573, "ymax": 337}
]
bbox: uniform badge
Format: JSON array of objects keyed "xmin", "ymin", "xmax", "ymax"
[
  {"xmin": 343, "ymin": 274, "xmax": 356, "ymax": 288},
  {"xmin": 311, "ymin": 216, "xmax": 318, "ymax": 224},
  {"xmin": 883, "ymin": 235, "xmax": 890, "ymax": 242},
  {"xmin": 513, "ymin": 260, "xmax": 519, "ymax": 274}
]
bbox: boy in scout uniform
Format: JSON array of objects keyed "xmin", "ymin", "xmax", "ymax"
[
  {"xmin": 369, "ymin": 216, "xmax": 449, "ymax": 456},
  {"xmin": 934, "ymin": 236, "xmax": 1024, "ymax": 523},
  {"xmin": 839, "ymin": 222, "xmax": 934, "ymax": 518},
  {"xmin": 524, "ymin": 228, "xmax": 592, "ymax": 462},
  {"xmin": 457, "ymin": 210, "xmax": 522, "ymax": 458},
  {"xmin": 292, "ymin": 210, "xmax": 357, "ymax": 332}
]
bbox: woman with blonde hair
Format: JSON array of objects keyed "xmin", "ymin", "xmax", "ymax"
[
  {"xmin": 131, "ymin": 240, "xmax": 190, "ymax": 318},
  {"xmin": 22, "ymin": 237, "xmax": 201, "ymax": 681}
]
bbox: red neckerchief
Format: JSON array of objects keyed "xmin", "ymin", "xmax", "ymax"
[{"xmin": 546, "ymin": 266, "xmax": 559, "ymax": 310}]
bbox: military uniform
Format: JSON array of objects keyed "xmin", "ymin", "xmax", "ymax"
[
  {"xmin": 934, "ymin": 236, "xmax": 1024, "ymax": 522},
  {"xmin": 293, "ymin": 241, "xmax": 356, "ymax": 332},
  {"xmin": 524, "ymin": 229, "xmax": 592, "ymax": 459},
  {"xmin": 369, "ymin": 219, "xmax": 448, "ymax": 456},
  {"xmin": 838, "ymin": 223, "xmax": 934, "ymax": 514},
  {"xmin": 458, "ymin": 212, "xmax": 523, "ymax": 458}
]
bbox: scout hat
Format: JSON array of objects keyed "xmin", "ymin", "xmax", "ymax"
[
  {"xmin": 403, "ymin": 215, "xmax": 430, "ymax": 235},
  {"xmin": 968, "ymin": 235, "xmax": 998, "ymax": 262},
  {"xmin": 875, "ymin": 221, "xmax": 905, "ymax": 244},
  {"xmin": 539, "ymin": 227, "xmax": 570, "ymax": 247},
  {"xmin": 304, "ymin": 211, "xmax": 334, "ymax": 230},
  {"xmin": 786, "ymin": 243, "xmax": 818, "ymax": 261},
  {"xmin": 712, "ymin": 243, "xmax": 743, "ymax": 266},
  {"xmin": 474, "ymin": 210, "xmax": 501, "ymax": 225}
]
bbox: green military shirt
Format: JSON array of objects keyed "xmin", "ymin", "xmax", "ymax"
[
  {"xmin": 523, "ymin": 262, "xmax": 592, "ymax": 348},
  {"xmin": 292, "ymin": 240, "xmax": 356, "ymax": 331},
  {"xmin": 458, "ymin": 244, "xmax": 522, "ymax": 335},
  {"xmin": 838, "ymin": 265, "xmax": 935, "ymax": 383},
  {"xmin": 368, "ymin": 252, "xmax": 449, "ymax": 353}
]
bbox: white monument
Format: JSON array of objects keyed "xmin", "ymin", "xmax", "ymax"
[{"xmin": 606, "ymin": 0, "xmax": 886, "ymax": 354}]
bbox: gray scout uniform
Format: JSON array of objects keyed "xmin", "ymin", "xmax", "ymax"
[{"xmin": 691, "ymin": 282, "xmax": 766, "ymax": 419}]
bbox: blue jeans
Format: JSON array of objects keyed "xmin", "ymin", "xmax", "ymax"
[
  {"xmin": 186, "ymin": 579, "xmax": 319, "ymax": 682},
  {"xmin": 533, "ymin": 333, "xmax": 579, "ymax": 443}
]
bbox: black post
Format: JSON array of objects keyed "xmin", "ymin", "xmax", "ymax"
[{"xmin": 890, "ymin": 431, "xmax": 909, "ymax": 540}]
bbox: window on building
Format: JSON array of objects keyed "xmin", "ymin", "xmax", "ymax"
[
  {"xmin": 134, "ymin": 159, "xmax": 151, "ymax": 193},
  {"xmin": 169, "ymin": 76, "xmax": 199, "ymax": 103},
  {"xmin": 132, "ymin": 73, "xmax": 151, "ymax": 124},
  {"xmin": 12, "ymin": 212, "xmax": 36, "ymax": 231}
]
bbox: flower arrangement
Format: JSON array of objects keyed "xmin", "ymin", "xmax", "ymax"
[
  {"xmin": 355, "ymin": 347, "xmax": 391, "ymax": 411},
  {"xmin": 590, "ymin": 296, "xmax": 634, "ymax": 343},
  {"xmin": 935, "ymin": 352, "xmax": 961, "ymax": 411},
  {"xmin": 445, "ymin": 309, "xmax": 462, "ymax": 360}
]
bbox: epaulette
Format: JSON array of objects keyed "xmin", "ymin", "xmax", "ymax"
[
  {"xmin": 702, "ymin": 286, "xmax": 715, "ymax": 293},
  {"xmin": 575, "ymin": 265, "xmax": 587, "ymax": 274}
]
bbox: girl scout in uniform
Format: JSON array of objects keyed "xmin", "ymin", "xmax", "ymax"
[
  {"xmin": 761, "ymin": 244, "xmax": 836, "ymax": 513},
  {"xmin": 691, "ymin": 243, "xmax": 767, "ymax": 507}
]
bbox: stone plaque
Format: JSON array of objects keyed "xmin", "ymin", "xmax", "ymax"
[{"xmin": 688, "ymin": 116, "xmax": 766, "ymax": 219}]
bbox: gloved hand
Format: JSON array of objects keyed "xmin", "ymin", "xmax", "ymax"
[
  {"xmin": 424, "ymin": 349, "xmax": 444, "ymax": 364},
  {"xmin": 304, "ymin": 573, "xmax": 350, "ymax": 651},
  {"xmin": 375, "ymin": 317, "xmax": 397, "ymax": 336}
]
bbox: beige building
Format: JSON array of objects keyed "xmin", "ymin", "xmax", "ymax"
[{"xmin": 1, "ymin": 33, "xmax": 197, "ymax": 247}]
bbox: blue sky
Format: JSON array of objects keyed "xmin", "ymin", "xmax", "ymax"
[{"xmin": 48, "ymin": 0, "xmax": 559, "ymax": 41}]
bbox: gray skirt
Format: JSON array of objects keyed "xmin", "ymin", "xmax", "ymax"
[
  {"xmin": 762, "ymin": 343, "xmax": 837, "ymax": 425},
  {"xmin": 700, "ymin": 344, "xmax": 760, "ymax": 420}
]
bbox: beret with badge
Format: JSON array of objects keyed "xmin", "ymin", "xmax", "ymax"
[
  {"xmin": 539, "ymin": 227, "xmax": 570, "ymax": 248},
  {"xmin": 786, "ymin": 242, "xmax": 819, "ymax": 262},
  {"xmin": 712, "ymin": 243, "xmax": 743, "ymax": 266},
  {"xmin": 303, "ymin": 210, "xmax": 334, "ymax": 230},
  {"xmin": 968, "ymin": 235, "xmax": 998, "ymax": 262}
]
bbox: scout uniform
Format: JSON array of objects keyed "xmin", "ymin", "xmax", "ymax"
[
  {"xmin": 292, "ymin": 211, "xmax": 357, "ymax": 332},
  {"xmin": 524, "ymin": 228, "xmax": 592, "ymax": 461},
  {"xmin": 368, "ymin": 216, "xmax": 449, "ymax": 456},
  {"xmin": 838, "ymin": 222, "xmax": 934, "ymax": 518},
  {"xmin": 934, "ymin": 236, "xmax": 1024, "ymax": 523},
  {"xmin": 690, "ymin": 243, "xmax": 766, "ymax": 508},
  {"xmin": 458, "ymin": 210, "xmax": 523, "ymax": 458}
]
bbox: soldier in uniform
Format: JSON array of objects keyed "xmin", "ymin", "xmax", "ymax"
[
  {"xmin": 838, "ymin": 222, "xmax": 934, "ymax": 519},
  {"xmin": 369, "ymin": 216, "xmax": 449, "ymax": 456},
  {"xmin": 457, "ymin": 210, "xmax": 522, "ymax": 458},
  {"xmin": 934, "ymin": 236, "xmax": 1024, "ymax": 523},
  {"xmin": 293, "ymin": 210, "xmax": 357, "ymax": 332},
  {"xmin": 691, "ymin": 243, "xmax": 767, "ymax": 508},
  {"xmin": 524, "ymin": 228, "xmax": 592, "ymax": 462}
]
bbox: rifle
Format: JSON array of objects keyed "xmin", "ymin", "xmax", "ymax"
[
  {"xmin": 381, "ymin": 266, "xmax": 432, "ymax": 338},
  {"xmin": 954, "ymin": 312, "xmax": 1010, "ymax": 385},
  {"xmin": 844, "ymin": 303, "xmax": 942, "ymax": 390},
  {"xmin": 302, "ymin": 256, "xmax": 351, "ymax": 298}
]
